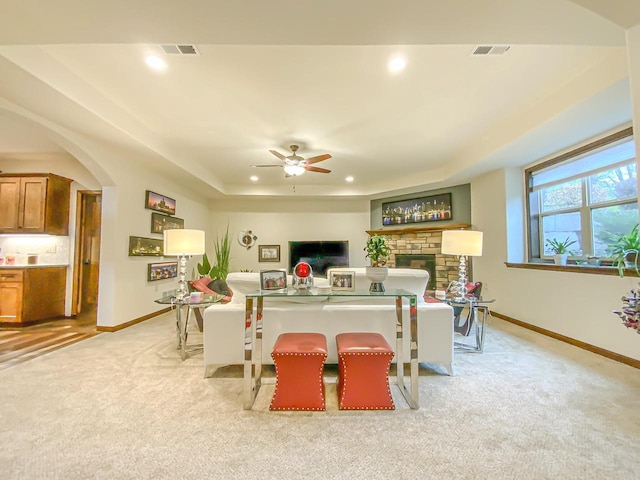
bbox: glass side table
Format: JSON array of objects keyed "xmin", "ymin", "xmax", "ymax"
[
  {"xmin": 444, "ymin": 296, "xmax": 495, "ymax": 353},
  {"xmin": 155, "ymin": 294, "xmax": 221, "ymax": 360}
]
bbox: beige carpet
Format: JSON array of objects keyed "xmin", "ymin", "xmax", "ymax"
[{"xmin": 0, "ymin": 312, "xmax": 639, "ymax": 479}]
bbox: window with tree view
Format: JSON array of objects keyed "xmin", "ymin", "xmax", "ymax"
[{"xmin": 526, "ymin": 128, "xmax": 637, "ymax": 261}]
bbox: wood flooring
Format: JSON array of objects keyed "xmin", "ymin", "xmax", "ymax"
[{"xmin": 0, "ymin": 309, "xmax": 100, "ymax": 370}]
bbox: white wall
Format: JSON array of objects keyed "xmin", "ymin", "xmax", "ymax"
[
  {"xmin": 83, "ymin": 146, "xmax": 211, "ymax": 328},
  {"xmin": 472, "ymin": 168, "xmax": 640, "ymax": 362},
  {"xmin": 210, "ymin": 198, "xmax": 370, "ymax": 274}
]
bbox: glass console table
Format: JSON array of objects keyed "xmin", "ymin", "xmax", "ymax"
[
  {"xmin": 244, "ymin": 287, "xmax": 419, "ymax": 410},
  {"xmin": 155, "ymin": 294, "xmax": 222, "ymax": 360}
]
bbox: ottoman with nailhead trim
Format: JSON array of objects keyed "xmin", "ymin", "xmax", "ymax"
[
  {"xmin": 270, "ymin": 332, "xmax": 328, "ymax": 411},
  {"xmin": 336, "ymin": 332, "xmax": 395, "ymax": 410}
]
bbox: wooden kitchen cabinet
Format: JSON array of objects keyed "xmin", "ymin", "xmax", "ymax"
[
  {"xmin": 0, "ymin": 270, "xmax": 23, "ymax": 323},
  {"xmin": 0, "ymin": 267, "xmax": 66, "ymax": 325},
  {"xmin": 0, "ymin": 174, "xmax": 71, "ymax": 235}
]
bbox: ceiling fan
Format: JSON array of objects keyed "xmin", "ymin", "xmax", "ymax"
[{"xmin": 252, "ymin": 145, "xmax": 332, "ymax": 177}]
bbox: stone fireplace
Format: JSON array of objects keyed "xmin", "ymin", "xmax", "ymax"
[
  {"xmin": 395, "ymin": 254, "xmax": 436, "ymax": 290},
  {"xmin": 367, "ymin": 224, "xmax": 471, "ymax": 293}
]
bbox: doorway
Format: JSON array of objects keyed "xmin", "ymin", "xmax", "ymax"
[{"xmin": 72, "ymin": 191, "xmax": 102, "ymax": 324}]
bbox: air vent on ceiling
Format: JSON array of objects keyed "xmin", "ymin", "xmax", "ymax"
[
  {"xmin": 160, "ymin": 44, "xmax": 200, "ymax": 55},
  {"xmin": 472, "ymin": 45, "xmax": 510, "ymax": 56}
]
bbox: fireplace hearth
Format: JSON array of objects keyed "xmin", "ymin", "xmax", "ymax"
[{"xmin": 395, "ymin": 254, "xmax": 436, "ymax": 290}]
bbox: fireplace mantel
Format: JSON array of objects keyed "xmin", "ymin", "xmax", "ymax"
[{"xmin": 366, "ymin": 223, "xmax": 470, "ymax": 236}]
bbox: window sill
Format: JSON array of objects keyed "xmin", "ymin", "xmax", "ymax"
[{"xmin": 504, "ymin": 262, "xmax": 638, "ymax": 277}]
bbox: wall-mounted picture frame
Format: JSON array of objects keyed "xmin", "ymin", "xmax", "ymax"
[
  {"xmin": 260, "ymin": 270, "xmax": 287, "ymax": 291},
  {"xmin": 382, "ymin": 192, "xmax": 452, "ymax": 226},
  {"xmin": 330, "ymin": 270, "xmax": 356, "ymax": 291},
  {"xmin": 151, "ymin": 212, "xmax": 184, "ymax": 234},
  {"xmin": 148, "ymin": 261, "xmax": 178, "ymax": 281},
  {"xmin": 129, "ymin": 236, "xmax": 164, "ymax": 256},
  {"xmin": 145, "ymin": 190, "xmax": 176, "ymax": 215},
  {"xmin": 259, "ymin": 244, "xmax": 280, "ymax": 262}
]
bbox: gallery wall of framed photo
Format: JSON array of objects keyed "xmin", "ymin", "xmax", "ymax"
[{"xmin": 134, "ymin": 189, "xmax": 188, "ymax": 282}]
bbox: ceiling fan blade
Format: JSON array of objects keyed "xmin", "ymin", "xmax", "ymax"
[
  {"xmin": 305, "ymin": 166, "xmax": 331, "ymax": 174},
  {"xmin": 251, "ymin": 164, "xmax": 282, "ymax": 168},
  {"xmin": 269, "ymin": 149, "xmax": 287, "ymax": 161},
  {"xmin": 304, "ymin": 154, "xmax": 332, "ymax": 165}
]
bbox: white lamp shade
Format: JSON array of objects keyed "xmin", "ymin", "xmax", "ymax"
[
  {"xmin": 163, "ymin": 229, "xmax": 205, "ymax": 256},
  {"xmin": 441, "ymin": 230, "xmax": 483, "ymax": 256}
]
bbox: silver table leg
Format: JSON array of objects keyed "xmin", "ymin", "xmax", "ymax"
[
  {"xmin": 395, "ymin": 295, "xmax": 419, "ymax": 409},
  {"xmin": 175, "ymin": 303, "xmax": 203, "ymax": 361},
  {"xmin": 454, "ymin": 300, "xmax": 489, "ymax": 353},
  {"xmin": 244, "ymin": 297, "xmax": 264, "ymax": 410},
  {"xmin": 175, "ymin": 304, "xmax": 182, "ymax": 350}
]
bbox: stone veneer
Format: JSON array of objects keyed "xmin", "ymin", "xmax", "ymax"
[{"xmin": 369, "ymin": 225, "xmax": 471, "ymax": 292}]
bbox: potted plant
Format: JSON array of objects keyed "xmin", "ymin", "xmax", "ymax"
[
  {"xmin": 608, "ymin": 224, "xmax": 640, "ymax": 277},
  {"xmin": 197, "ymin": 225, "xmax": 232, "ymax": 295},
  {"xmin": 545, "ymin": 236, "xmax": 576, "ymax": 266},
  {"xmin": 364, "ymin": 234, "xmax": 392, "ymax": 292},
  {"xmin": 613, "ymin": 283, "xmax": 640, "ymax": 335}
]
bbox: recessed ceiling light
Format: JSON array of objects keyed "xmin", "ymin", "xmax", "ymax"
[
  {"xmin": 346, "ymin": 176, "xmax": 354, "ymax": 182},
  {"xmin": 388, "ymin": 56, "xmax": 406, "ymax": 73},
  {"xmin": 145, "ymin": 55, "xmax": 167, "ymax": 71},
  {"xmin": 250, "ymin": 175, "xmax": 259, "ymax": 182}
]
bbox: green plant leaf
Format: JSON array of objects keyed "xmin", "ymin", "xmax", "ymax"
[
  {"xmin": 212, "ymin": 225, "xmax": 231, "ymax": 280},
  {"xmin": 545, "ymin": 236, "xmax": 577, "ymax": 254},
  {"xmin": 197, "ymin": 252, "xmax": 212, "ymax": 276},
  {"xmin": 365, "ymin": 234, "xmax": 391, "ymax": 267},
  {"xmin": 607, "ymin": 224, "xmax": 640, "ymax": 277}
]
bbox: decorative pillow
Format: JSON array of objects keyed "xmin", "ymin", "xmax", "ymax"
[
  {"xmin": 191, "ymin": 276, "xmax": 216, "ymax": 294},
  {"xmin": 206, "ymin": 278, "xmax": 228, "ymax": 295},
  {"xmin": 190, "ymin": 276, "xmax": 234, "ymax": 303},
  {"xmin": 466, "ymin": 281, "xmax": 482, "ymax": 297}
]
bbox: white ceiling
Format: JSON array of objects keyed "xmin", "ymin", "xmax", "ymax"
[{"xmin": 0, "ymin": 0, "xmax": 638, "ymax": 198}]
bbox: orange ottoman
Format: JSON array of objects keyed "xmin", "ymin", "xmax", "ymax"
[
  {"xmin": 336, "ymin": 332, "xmax": 395, "ymax": 410},
  {"xmin": 270, "ymin": 333, "xmax": 328, "ymax": 411}
]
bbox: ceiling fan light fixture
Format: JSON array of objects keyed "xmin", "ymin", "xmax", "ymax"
[{"xmin": 284, "ymin": 164, "xmax": 305, "ymax": 176}]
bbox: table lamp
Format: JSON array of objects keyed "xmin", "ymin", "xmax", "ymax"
[
  {"xmin": 441, "ymin": 229, "xmax": 483, "ymax": 301},
  {"xmin": 164, "ymin": 229, "xmax": 206, "ymax": 299}
]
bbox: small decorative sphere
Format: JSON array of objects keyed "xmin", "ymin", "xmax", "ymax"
[{"xmin": 295, "ymin": 262, "xmax": 311, "ymax": 278}]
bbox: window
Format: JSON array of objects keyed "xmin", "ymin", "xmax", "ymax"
[{"xmin": 526, "ymin": 128, "xmax": 637, "ymax": 261}]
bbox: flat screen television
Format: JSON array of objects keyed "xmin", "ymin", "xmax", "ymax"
[{"xmin": 288, "ymin": 241, "xmax": 349, "ymax": 277}]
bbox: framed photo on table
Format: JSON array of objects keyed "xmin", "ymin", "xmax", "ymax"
[
  {"xmin": 258, "ymin": 245, "xmax": 280, "ymax": 262},
  {"xmin": 260, "ymin": 270, "xmax": 287, "ymax": 291},
  {"xmin": 330, "ymin": 270, "xmax": 355, "ymax": 291}
]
